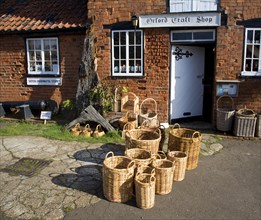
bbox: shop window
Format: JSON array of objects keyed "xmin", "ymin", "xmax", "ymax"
[
  {"xmin": 112, "ymin": 30, "xmax": 143, "ymax": 77},
  {"xmin": 169, "ymin": 0, "xmax": 218, "ymax": 13},
  {"xmin": 242, "ymin": 28, "xmax": 261, "ymax": 76},
  {"xmin": 26, "ymin": 37, "xmax": 60, "ymax": 75}
]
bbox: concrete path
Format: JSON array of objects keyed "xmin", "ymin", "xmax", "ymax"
[{"xmin": 0, "ymin": 134, "xmax": 260, "ymax": 220}]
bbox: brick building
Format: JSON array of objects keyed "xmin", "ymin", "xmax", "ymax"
[{"xmin": 0, "ymin": 0, "xmax": 260, "ymax": 127}]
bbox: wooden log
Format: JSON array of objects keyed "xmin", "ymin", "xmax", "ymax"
[{"xmin": 65, "ymin": 105, "xmax": 115, "ymax": 131}]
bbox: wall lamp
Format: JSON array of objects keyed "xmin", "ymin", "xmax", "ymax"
[{"xmin": 131, "ymin": 15, "xmax": 139, "ymax": 28}]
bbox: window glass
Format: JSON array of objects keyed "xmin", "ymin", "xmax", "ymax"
[
  {"xmin": 194, "ymin": 31, "xmax": 214, "ymax": 40},
  {"xmin": 242, "ymin": 28, "xmax": 261, "ymax": 76},
  {"xmin": 26, "ymin": 37, "xmax": 59, "ymax": 75},
  {"xmin": 172, "ymin": 32, "xmax": 192, "ymax": 41},
  {"xmin": 112, "ymin": 30, "xmax": 143, "ymax": 76}
]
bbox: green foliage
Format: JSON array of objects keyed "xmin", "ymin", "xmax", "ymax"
[
  {"xmin": 88, "ymin": 83, "xmax": 114, "ymax": 115},
  {"xmin": 62, "ymin": 99, "xmax": 75, "ymax": 111}
]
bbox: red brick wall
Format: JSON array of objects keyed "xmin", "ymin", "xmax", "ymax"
[
  {"xmin": 215, "ymin": 0, "xmax": 261, "ymax": 117},
  {"xmin": 0, "ymin": 33, "xmax": 85, "ymax": 105},
  {"xmin": 87, "ymin": 0, "xmax": 170, "ymax": 122}
]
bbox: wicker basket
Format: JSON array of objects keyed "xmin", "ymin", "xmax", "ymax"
[
  {"xmin": 168, "ymin": 123, "xmax": 202, "ymax": 170},
  {"xmin": 138, "ymin": 98, "xmax": 158, "ymax": 126},
  {"xmin": 125, "ymin": 128, "xmax": 161, "ymax": 154},
  {"xmin": 92, "ymin": 124, "xmax": 105, "ymax": 137},
  {"xmin": 135, "ymin": 173, "xmax": 156, "ymax": 209},
  {"xmin": 102, "ymin": 151, "xmax": 135, "ymax": 203},
  {"xmin": 81, "ymin": 124, "xmax": 92, "ymax": 137},
  {"xmin": 118, "ymin": 112, "xmax": 137, "ymax": 130},
  {"xmin": 151, "ymin": 159, "xmax": 175, "ymax": 195},
  {"xmin": 136, "ymin": 165, "xmax": 155, "ymax": 176},
  {"xmin": 233, "ymin": 108, "xmax": 257, "ymax": 137},
  {"xmin": 216, "ymin": 95, "xmax": 235, "ymax": 132},
  {"xmin": 70, "ymin": 123, "xmax": 81, "ymax": 136},
  {"xmin": 140, "ymin": 119, "xmax": 166, "ymax": 151},
  {"xmin": 125, "ymin": 148, "xmax": 152, "ymax": 167},
  {"xmin": 121, "ymin": 92, "xmax": 139, "ymax": 114},
  {"xmin": 167, "ymin": 151, "xmax": 187, "ymax": 181},
  {"xmin": 122, "ymin": 122, "xmax": 134, "ymax": 139}
]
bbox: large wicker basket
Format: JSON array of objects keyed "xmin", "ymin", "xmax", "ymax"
[
  {"xmin": 135, "ymin": 173, "xmax": 156, "ymax": 209},
  {"xmin": 167, "ymin": 151, "xmax": 187, "ymax": 181},
  {"xmin": 168, "ymin": 124, "xmax": 202, "ymax": 170},
  {"xmin": 233, "ymin": 108, "xmax": 257, "ymax": 137},
  {"xmin": 138, "ymin": 98, "xmax": 158, "ymax": 126},
  {"xmin": 216, "ymin": 95, "xmax": 235, "ymax": 132},
  {"xmin": 151, "ymin": 159, "xmax": 175, "ymax": 195},
  {"xmin": 118, "ymin": 112, "xmax": 137, "ymax": 130},
  {"xmin": 102, "ymin": 151, "xmax": 135, "ymax": 203},
  {"xmin": 125, "ymin": 128, "xmax": 161, "ymax": 154},
  {"xmin": 125, "ymin": 148, "xmax": 152, "ymax": 167}
]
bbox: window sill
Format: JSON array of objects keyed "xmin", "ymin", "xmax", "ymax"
[{"xmin": 26, "ymin": 76, "xmax": 62, "ymax": 86}]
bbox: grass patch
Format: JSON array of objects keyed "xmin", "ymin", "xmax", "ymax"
[{"xmin": 0, "ymin": 119, "xmax": 123, "ymax": 143}]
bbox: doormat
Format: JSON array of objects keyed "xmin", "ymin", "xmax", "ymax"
[{"xmin": 0, "ymin": 157, "xmax": 52, "ymax": 177}]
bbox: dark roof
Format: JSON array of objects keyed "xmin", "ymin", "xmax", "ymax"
[{"xmin": 0, "ymin": 0, "xmax": 88, "ymax": 33}]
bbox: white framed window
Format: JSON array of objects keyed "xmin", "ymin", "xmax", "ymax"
[
  {"xmin": 26, "ymin": 37, "xmax": 60, "ymax": 75},
  {"xmin": 242, "ymin": 28, "xmax": 261, "ymax": 76},
  {"xmin": 171, "ymin": 29, "xmax": 215, "ymax": 42},
  {"xmin": 169, "ymin": 0, "xmax": 218, "ymax": 13},
  {"xmin": 112, "ymin": 30, "xmax": 143, "ymax": 77}
]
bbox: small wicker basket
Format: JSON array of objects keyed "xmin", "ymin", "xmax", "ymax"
[
  {"xmin": 151, "ymin": 159, "xmax": 175, "ymax": 195},
  {"xmin": 168, "ymin": 123, "xmax": 202, "ymax": 170},
  {"xmin": 125, "ymin": 128, "xmax": 161, "ymax": 154},
  {"xmin": 70, "ymin": 123, "xmax": 81, "ymax": 136},
  {"xmin": 135, "ymin": 173, "xmax": 156, "ymax": 209},
  {"xmin": 138, "ymin": 98, "xmax": 158, "ymax": 126},
  {"xmin": 92, "ymin": 124, "xmax": 105, "ymax": 137},
  {"xmin": 81, "ymin": 124, "xmax": 92, "ymax": 137},
  {"xmin": 167, "ymin": 151, "xmax": 187, "ymax": 181},
  {"xmin": 121, "ymin": 92, "xmax": 139, "ymax": 114},
  {"xmin": 103, "ymin": 151, "xmax": 135, "ymax": 203}
]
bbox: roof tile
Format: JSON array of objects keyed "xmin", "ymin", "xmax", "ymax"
[{"xmin": 0, "ymin": 0, "xmax": 88, "ymax": 33}]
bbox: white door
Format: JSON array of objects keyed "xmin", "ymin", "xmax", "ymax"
[{"xmin": 170, "ymin": 45, "xmax": 205, "ymax": 119}]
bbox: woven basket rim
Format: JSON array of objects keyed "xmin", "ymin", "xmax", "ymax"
[
  {"xmin": 169, "ymin": 128, "xmax": 202, "ymax": 140},
  {"xmin": 152, "ymin": 159, "xmax": 174, "ymax": 169},
  {"xmin": 103, "ymin": 156, "xmax": 135, "ymax": 170}
]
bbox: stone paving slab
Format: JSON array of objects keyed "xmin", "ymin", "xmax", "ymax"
[{"xmin": 0, "ymin": 134, "xmax": 223, "ymax": 220}]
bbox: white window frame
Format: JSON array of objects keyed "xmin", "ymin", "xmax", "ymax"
[
  {"xmin": 26, "ymin": 37, "xmax": 60, "ymax": 75},
  {"xmin": 242, "ymin": 28, "xmax": 261, "ymax": 76},
  {"xmin": 112, "ymin": 30, "xmax": 144, "ymax": 77},
  {"xmin": 171, "ymin": 29, "xmax": 215, "ymax": 42}
]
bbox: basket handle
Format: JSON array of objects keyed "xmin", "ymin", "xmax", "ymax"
[
  {"xmin": 152, "ymin": 153, "xmax": 161, "ymax": 160},
  {"xmin": 217, "ymin": 95, "xmax": 234, "ymax": 109},
  {"xmin": 157, "ymin": 151, "xmax": 166, "ymax": 159},
  {"xmin": 84, "ymin": 124, "xmax": 90, "ymax": 129},
  {"xmin": 105, "ymin": 151, "xmax": 114, "ymax": 159},
  {"xmin": 140, "ymin": 98, "xmax": 157, "ymax": 114},
  {"xmin": 192, "ymin": 131, "xmax": 201, "ymax": 141},
  {"xmin": 127, "ymin": 160, "xmax": 135, "ymax": 170},
  {"xmin": 75, "ymin": 123, "xmax": 81, "ymax": 129},
  {"xmin": 173, "ymin": 123, "xmax": 180, "ymax": 129},
  {"xmin": 150, "ymin": 175, "xmax": 156, "ymax": 185},
  {"xmin": 123, "ymin": 122, "xmax": 132, "ymax": 131}
]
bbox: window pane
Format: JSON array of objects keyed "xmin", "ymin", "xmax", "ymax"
[
  {"xmin": 254, "ymin": 45, "xmax": 260, "ymax": 58},
  {"xmin": 120, "ymin": 32, "xmax": 126, "ymax": 45},
  {"xmin": 253, "ymin": 60, "xmax": 258, "ymax": 71},
  {"xmin": 114, "ymin": 32, "xmax": 119, "ymax": 45},
  {"xmin": 44, "ymin": 40, "xmax": 50, "ymax": 50},
  {"xmin": 28, "ymin": 40, "xmax": 34, "ymax": 50},
  {"xmin": 254, "ymin": 30, "xmax": 260, "ymax": 43},
  {"xmin": 35, "ymin": 51, "xmax": 41, "ymax": 61},
  {"xmin": 194, "ymin": 31, "xmax": 214, "ymax": 40},
  {"xmin": 45, "ymin": 62, "xmax": 52, "ymax": 71},
  {"xmin": 136, "ymin": 46, "xmax": 141, "ymax": 59},
  {"xmin": 35, "ymin": 40, "xmax": 41, "ymax": 50},
  {"xmin": 121, "ymin": 46, "xmax": 126, "ymax": 59},
  {"xmin": 45, "ymin": 51, "xmax": 50, "ymax": 61},
  {"xmin": 129, "ymin": 60, "xmax": 134, "ymax": 72},
  {"xmin": 120, "ymin": 60, "xmax": 126, "ymax": 73},
  {"xmin": 129, "ymin": 32, "xmax": 134, "ymax": 45},
  {"xmin": 114, "ymin": 46, "xmax": 119, "ymax": 59},
  {"xmin": 36, "ymin": 62, "xmax": 42, "ymax": 72},
  {"xmin": 246, "ymin": 45, "xmax": 252, "ymax": 58},
  {"xmin": 114, "ymin": 60, "xmax": 119, "ymax": 73},
  {"xmin": 51, "ymin": 51, "xmax": 57, "ymax": 60},
  {"xmin": 50, "ymin": 39, "xmax": 57, "ymax": 50},
  {"xmin": 129, "ymin": 46, "xmax": 134, "ymax": 59},
  {"xmin": 247, "ymin": 30, "xmax": 253, "ymax": 43},
  {"xmin": 30, "ymin": 62, "xmax": 36, "ymax": 71},
  {"xmin": 245, "ymin": 59, "xmax": 252, "ymax": 71},
  {"xmin": 173, "ymin": 32, "xmax": 192, "ymax": 41},
  {"xmin": 29, "ymin": 51, "xmax": 35, "ymax": 61},
  {"xmin": 136, "ymin": 32, "xmax": 141, "ymax": 44}
]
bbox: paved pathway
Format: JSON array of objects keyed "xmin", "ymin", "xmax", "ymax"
[{"xmin": 0, "ymin": 133, "xmax": 223, "ymax": 219}]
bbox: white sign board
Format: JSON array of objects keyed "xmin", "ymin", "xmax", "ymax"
[
  {"xmin": 40, "ymin": 111, "xmax": 52, "ymax": 120},
  {"xmin": 139, "ymin": 12, "xmax": 221, "ymax": 28},
  {"xmin": 27, "ymin": 77, "xmax": 62, "ymax": 86}
]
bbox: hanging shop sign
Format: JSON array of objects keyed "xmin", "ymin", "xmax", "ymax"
[
  {"xmin": 139, "ymin": 12, "xmax": 221, "ymax": 28},
  {"xmin": 27, "ymin": 77, "xmax": 62, "ymax": 86}
]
